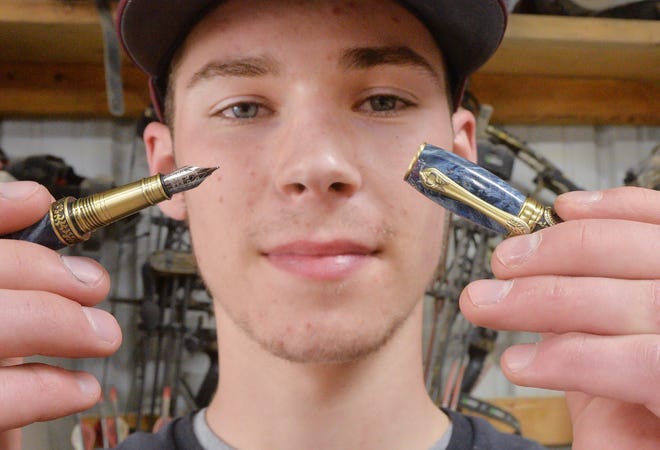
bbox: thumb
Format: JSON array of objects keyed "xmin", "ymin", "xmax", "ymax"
[{"xmin": 0, "ymin": 182, "xmax": 54, "ymax": 233}]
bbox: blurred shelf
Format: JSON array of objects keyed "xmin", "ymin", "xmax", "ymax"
[
  {"xmin": 0, "ymin": 1, "xmax": 658, "ymax": 124},
  {"xmin": 0, "ymin": 0, "xmax": 150, "ymax": 118},
  {"xmin": 472, "ymin": 14, "xmax": 660, "ymax": 125},
  {"xmin": 470, "ymin": 395, "xmax": 573, "ymax": 447}
]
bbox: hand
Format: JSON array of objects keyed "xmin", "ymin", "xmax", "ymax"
[
  {"xmin": 460, "ymin": 187, "xmax": 660, "ymax": 449},
  {"xmin": 0, "ymin": 182, "xmax": 122, "ymax": 447}
]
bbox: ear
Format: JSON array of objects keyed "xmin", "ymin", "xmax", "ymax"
[
  {"xmin": 451, "ymin": 107, "xmax": 477, "ymax": 163},
  {"xmin": 143, "ymin": 121, "xmax": 188, "ymax": 220}
]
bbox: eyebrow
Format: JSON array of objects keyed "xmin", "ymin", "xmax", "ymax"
[
  {"xmin": 185, "ymin": 46, "xmax": 442, "ymax": 90},
  {"xmin": 186, "ymin": 55, "xmax": 282, "ymax": 89},
  {"xmin": 339, "ymin": 45, "xmax": 442, "ymax": 85}
]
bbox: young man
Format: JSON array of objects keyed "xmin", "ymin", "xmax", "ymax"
[{"xmin": 0, "ymin": 0, "xmax": 657, "ymax": 449}]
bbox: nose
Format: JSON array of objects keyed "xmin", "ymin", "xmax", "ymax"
[{"xmin": 273, "ymin": 111, "xmax": 362, "ymax": 201}]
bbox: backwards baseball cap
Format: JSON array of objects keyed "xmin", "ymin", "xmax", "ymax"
[{"xmin": 117, "ymin": 0, "xmax": 507, "ymax": 121}]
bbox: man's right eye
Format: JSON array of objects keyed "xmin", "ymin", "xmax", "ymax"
[
  {"xmin": 211, "ymin": 100, "xmax": 273, "ymax": 121},
  {"xmin": 220, "ymin": 102, "xmax": 261, "ymax": 119}
]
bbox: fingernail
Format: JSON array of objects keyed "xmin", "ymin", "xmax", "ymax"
[
  {"xmin": 467, "ymin": 279, "xmax": 512, "ymax": 306},
  {"xmin": 503, "ymin": 344, "xmax": 537, "ymax": 372},
  {"xmin": 0, "ymin": 181, "xmax": 39, "ymax": 200},
  {"xmin": 496, "ymin": 233, "xmax": 541, "ymax": 268},
  {"xmin": 82, "ymin": 307, "xmax": 119, "ymax": 344},
  {"xmin": 75, "ymin": 372, "xmax": 100, "ymax": 398},
  {"xmin": 562, "ymin": 190, "xmax": 602, "ymax": 205},
  {"xmin": 61, "ymin": 256, "xmax": 103, "ymax": 286}
]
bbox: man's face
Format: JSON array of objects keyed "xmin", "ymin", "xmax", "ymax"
[{"xmin": 148, "ymin": 0, "xmax": 475, "ymax": 363}]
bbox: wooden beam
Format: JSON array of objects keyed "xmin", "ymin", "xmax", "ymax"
[
  {"xmin": 0, "ymin": 62, "xmax": 150, "ymax": 118},
  {"xmin": 0, "ymin": 0, "xmax": 99, "ymax": 24},
  {"xmin": 0, "ymin": 22, "xmax": 104, "ymax": 64},
  {"xmin": 482, "ymin": 15, "xmax": 660, "ymax": 81},
  {"xmin": 0, "ymin": 0, "xmax": 115, "ymax": 64},
  {"xmin": 471, "ymin": 15, "xmax": 660, "ymax": 125},
  {"xmin": 470, "ymin": 73, "xmax": 660, "ymax": 125},
  {"xmin": 0, "ymin": 6, "xmax": 658, "ymax": 123}
]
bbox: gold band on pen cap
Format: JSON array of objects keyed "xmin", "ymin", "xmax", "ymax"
[{"xmin": 50, "ymin": 174, "xmax": 168, "ymax": 246}]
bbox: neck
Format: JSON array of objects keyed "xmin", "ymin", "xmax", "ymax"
[{"xmin": 206, "ymin": 302, "xmax": 449, "ymax": 450}]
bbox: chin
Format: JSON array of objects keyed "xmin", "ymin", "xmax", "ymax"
[
  {"xmin": 263, "ymin": 331, "xmax": 392, "ymax": 365},
  {"xmin": 232, "ymin": 298, "xmax": 418, "ymax": 365}
]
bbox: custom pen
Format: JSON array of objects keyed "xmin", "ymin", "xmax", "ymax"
[
  {"xmin": 2, "ymin": 166, "xmax": 217, "ymax": 250},
  {"xmin": 405, "ymin": 143, "xmax": 561, "ymax": 236}
]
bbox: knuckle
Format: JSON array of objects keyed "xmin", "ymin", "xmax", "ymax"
[
  {"xmin": 24, "ymin": 365, "xmax": 60, "ymax": 423},
  {"xmin": 26, "ymin": 364, "xmax": 57, "ymax": 397},
  {"xmin": 5, "ymin": 242, "xmax": 26, "ymax": 277},
  {"xmin": 22, "ymin": 290, "xmax": 59, "ymax": 326},
  {"xmin": 574, "ymin": 221, "xmax": 591, "ymax": 253},
  {"xmin": 1, "ymin": 241, "xmax": 57, "ymax": 288},
  {"xmin": 652, "ymin": 280, "xmax": 660, "ymax": 331},
  {"xmin": 547, "ymin": 275, "xmax": 567, "ymax": 302},
  {"xmin": 564, "ymin": 332, "xmax": 589, "ymax": 367},
  {"xmin": 634, "ymin": 339, "xmax": 660, "ymax": 381},
  {"xmin": 544, "ymin": 276, "xmax": 569, "ymax": 334},
  {"xmin": 609, "ymin": 186, "xmax": 660, "ymax": 222},
  {"xmin": 638, "ymin": 186, "xmax": 659, "ymax": 204}
]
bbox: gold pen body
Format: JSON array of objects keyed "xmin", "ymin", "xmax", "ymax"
[{"xmin": 3, "ymin": 166, "xmax": 217, "ymax": 250}]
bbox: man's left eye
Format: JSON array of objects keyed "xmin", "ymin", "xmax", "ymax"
[
  {"xmin": 213, "ymin": 100, "xmax": 273, "ymax": 120},
  {"xmin": 221, "ymin": 102, "xmax": 262, "ymax": 119},
  {"xmin": 358, "ymin": 95, "xmax": 412, "ymax": 113}
]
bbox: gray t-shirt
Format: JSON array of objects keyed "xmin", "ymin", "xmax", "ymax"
[
  {"xmin": 193, "ymin": 408, "xmax": 453, "ymax": 450},
  {"xmin": 117, "ymin": 407, "xmax": 547, "ymax": 449}
]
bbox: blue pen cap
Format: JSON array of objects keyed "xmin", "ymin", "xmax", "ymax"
[{"xmin": 405, "ymin": 143, "xmax": 527, "ymax": 235}]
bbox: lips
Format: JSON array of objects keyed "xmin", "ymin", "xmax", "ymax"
[{"xmin": 263, "ymin": 240, "xmax": 377, "ymax": 281}]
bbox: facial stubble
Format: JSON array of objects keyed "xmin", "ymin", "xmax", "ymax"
[{"xmin": 190, "ymin": 214, "xmax": 429, "ymax": 365}]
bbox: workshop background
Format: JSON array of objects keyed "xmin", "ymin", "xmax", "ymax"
[{"xmin": 1, "ymin": 0, "xmax": 658, "ymax": 449}]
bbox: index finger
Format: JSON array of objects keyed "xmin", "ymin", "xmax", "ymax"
[
  {"xmin": 492, "ymin": 219, "xmax": 660, "ymax": 280},
  {"xmin": 0, "ymin": 182, "xmax": 54, "ymax": 233},
  {"xmin": 555, "ymin": 186, "xmax": 660, "ymax": 224},
  {"xmin": 0, "ymin": 240, "xmax": 110, "ymax": 305}
]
